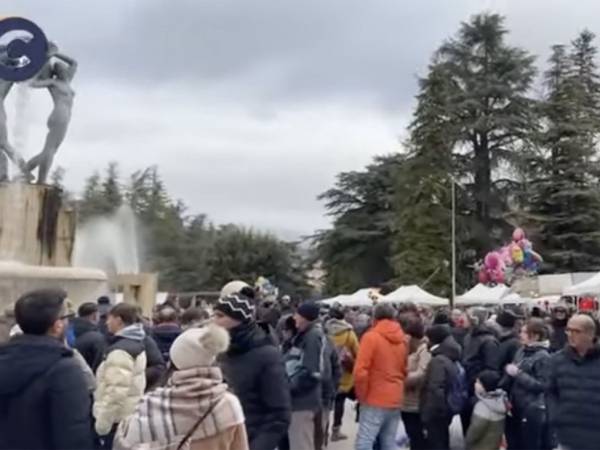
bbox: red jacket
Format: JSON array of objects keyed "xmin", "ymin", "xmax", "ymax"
[{"xmin": 353, "ymin": 319, "xmax": 408, "ymax": 408}]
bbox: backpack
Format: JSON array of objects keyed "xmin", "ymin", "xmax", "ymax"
[
  {"xmin": 335, "ymin": 333, "xmax": 355, "ymax": 372},
  {"xmin": 446, "ymin": 360, "xmax": 468, "ymax": 416}
]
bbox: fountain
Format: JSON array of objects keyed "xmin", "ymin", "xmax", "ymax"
[{"xmin": 0, "ymin": 26, "xmax": 156, "ymax": 338}]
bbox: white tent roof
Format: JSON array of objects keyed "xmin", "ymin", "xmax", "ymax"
[
  {"xmin": 343, "ymin": 288, "xmax": 377, "ymax": 307},
  {"xmin": 563, "ymin": 272, "xmax": 600, "ymax": 295},
  {"xmin": 320, "ymin": 294, "xmax": 351, "ymax": 306},
  {"xmin": 455, "ymin": 284, "xmax": 512, "ymax": 305},
  {"xmin": 381, "ymin": 285, "xmax": 448, "ymax": 306}
]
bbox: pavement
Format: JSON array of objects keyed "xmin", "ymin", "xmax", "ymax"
[{"xmin": 327, "ymin": 401, "xmax": 465, "ymax": 450}]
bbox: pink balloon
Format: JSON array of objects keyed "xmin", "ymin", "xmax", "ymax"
[{"xmin": 512, "ymin": 227, "xmax": 525, "ymax": 242}]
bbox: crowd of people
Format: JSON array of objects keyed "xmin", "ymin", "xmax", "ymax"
[{"xmin": 1, "ymin": 283, "xmax": 600, "ymax": 450}]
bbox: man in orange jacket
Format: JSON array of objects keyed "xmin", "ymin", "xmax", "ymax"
[{"xmin": 354, "ymin": 303, "xmax": 408, "ymax": 450}]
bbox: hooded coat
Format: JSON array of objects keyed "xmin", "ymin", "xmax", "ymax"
[
  {"xmin": 548, "ymin": 344, "xmax": 600, "ymax": 450},
  {"xmin": 326, "ymin": 318, "xmax": 359, "ymax": 393},
  {"xmin": 71, "ymin": 317, "xmax": 106, "ymax": 373},
  {"xmin": 0, "ymin": 334, "xmax": 94, "ymax": 450},
  {"xmin": 465, "ymin": 390, "xmax": 507, "ymax": 450},
  {"xmin": 220, "ymin": 321, "xmax": 291, "ymax": 450},
  {"xmin": 353, "ymin": 319, "xmax": 407, "ymax": 408},
  {"xmin": 507, "ymin": 343, "xmax": 550, "ymax": 415},
  {"xmin": 419, "ymin": 335, "xmax": 461, "ymax": 423},
  {"xmin": 494, "ymin": 329, "xmax": 521, "ymax": 373},
  {"xmin": 94, "ymin": 324, "xmax": 147, "ymax": 436}
]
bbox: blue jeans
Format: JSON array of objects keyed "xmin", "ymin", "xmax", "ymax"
[{"xmin": 355, "ymin": 405, "xmax": 401, "ymax": 450}]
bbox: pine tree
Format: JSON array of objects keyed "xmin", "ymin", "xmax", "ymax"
[
  {"xmin": 392, "ymin": 64, "xmax": 455, "ymax": 295},
  {"xmin": 436, "ymin": 13, "xmax": 537, "ymax": 243},
  {"xmin": 528, "ymin": 32, "xmax": 600, "ymax": 272}
]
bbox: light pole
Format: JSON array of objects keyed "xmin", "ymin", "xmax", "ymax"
[{"xmin": 451, "ymin": 179, "xmax": 456, "ymax": 308}]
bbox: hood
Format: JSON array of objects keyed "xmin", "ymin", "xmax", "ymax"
[
  {"xmin": 227, "ymin": 321, "xmax": 274, "ymax": 355},
  {"xmin": 326, "ymin": 318, "xmax": 353, "ymax": 336},
  {"xmin": 116, "ymin": 323, "xmax": 146, "ymax": 341},
  {"xmin": 432, "ymin": 335, "xmax": 461, "ymax": 361},
  {"xmin": 373, "ymin": 319, "xmax": 405, "ymax": 344},
  {"xmin": 0, "ymin": 335, "xmax": 72, "ymax": 395},
  {"xmin": 70, "ymin": 317, "xmax": 98, "ymax": 338},
  {"xmin": 523, "ymin": 341, "xmax": 549, "ymax": 356},
  {"xmin": 499, "ymin": 329, "xmax": 519, "ymax": 343},
  {"xmin": 475, "ymin": 389, "xmax": 507, "ymax": 420},
  {"xmin": 153, "ymin": 323, "xmax": 182, "ymax": 337}
]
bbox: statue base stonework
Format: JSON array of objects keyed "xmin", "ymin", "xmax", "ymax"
[{"xmin": 0, "ymin": 182, "xmax": 75, "ymax": 265}]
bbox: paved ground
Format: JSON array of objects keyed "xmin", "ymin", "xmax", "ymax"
[{"xmin": 327, "ymin": 401, "xmax": 465, "ymax": 450}]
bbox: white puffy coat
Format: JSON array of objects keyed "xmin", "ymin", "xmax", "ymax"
[{"xmin": 93, "ymin": 325, "xmax": 147, "ymax": 436}]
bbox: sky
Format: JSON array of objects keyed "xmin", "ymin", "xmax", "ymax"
[{"xmin": 2, "ymin": 0, "xmax": 600, "ymax": 239}]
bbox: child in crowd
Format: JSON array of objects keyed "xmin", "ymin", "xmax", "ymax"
[{"xmin": 465, "ymin": 370, "xmax": 507, "ymax": 450}]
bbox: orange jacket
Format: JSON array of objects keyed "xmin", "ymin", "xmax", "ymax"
[{"xmin": 353, "ymin": 319, "xmax": 408, "ymax": 408}]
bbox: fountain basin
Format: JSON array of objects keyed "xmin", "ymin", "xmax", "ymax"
[{"xmin": 0, "ymin": 261, "xmax": 108, "ymax": 311}]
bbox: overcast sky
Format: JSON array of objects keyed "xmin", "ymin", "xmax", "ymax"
[{"xmin": 2, "ymin": 0, "xmax": 599, "ymax": 239}]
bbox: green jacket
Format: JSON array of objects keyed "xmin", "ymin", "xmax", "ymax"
[{"xmin": 465, "ymin": 390, "xmax": 507, "ymax": 450}]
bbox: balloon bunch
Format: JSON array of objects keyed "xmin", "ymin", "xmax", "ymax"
[
  {"xmin": 477, "ymin": 227, "xmax": 543, "ymax": 286},
  {"xmin": 255, "ymin": 276, "xmax": 279, "ymax": 301}
]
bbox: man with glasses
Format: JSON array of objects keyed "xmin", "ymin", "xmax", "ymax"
[
  {"xmin": 548, "ymin": 314, "xmax": 600, "ymax": 450},
  {"xmin": 0, "ymin": 289, "xmax": 94, "ymax": 450}
]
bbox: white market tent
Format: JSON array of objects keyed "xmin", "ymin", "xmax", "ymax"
[
  {"xmin": 320, "ymin": 294, "xmax": 352, "ymax": 306},
  {"xmin": 344, "ymin": 288, "xmax": 377, "ymax": 307},
  {"xmin": 381, "ymin": 285, "xmax": 448, "ymax": 306},
  {"xmin": 455, "ymin": 284, "xmax": 513, "ymax": 306},
  {"xmin": 563, "ymin": 272, "xmax": 600, "ymax": 295}
]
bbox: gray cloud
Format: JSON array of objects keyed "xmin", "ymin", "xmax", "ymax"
[{"xmin": 1, "ymin": 0, "xmax": 600, "ymax": 237}]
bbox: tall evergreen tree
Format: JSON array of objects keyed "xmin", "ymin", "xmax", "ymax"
[
  {"xmin": 437, "ymin": 13, "xmax": 537, "ymax": 246},
  {"xmin": 528, "ymin": 32, "xmax": 600, "ymax": 272}
]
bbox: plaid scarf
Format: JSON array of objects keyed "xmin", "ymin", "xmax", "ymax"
[{"xmin": 116, "ymin": 366, "xmax": 245, "ymax": 449}]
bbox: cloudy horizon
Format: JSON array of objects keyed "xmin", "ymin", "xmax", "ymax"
[{"xmin": 2, "ymin": 0, "xmax": 599, "ymax": 240}]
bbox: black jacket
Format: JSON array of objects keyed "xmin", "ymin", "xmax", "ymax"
[
  {"xmin": 320, "ymin": 329, "xmax": 341, "ymax": 407},
  {"xmin": 143, "ymin": 335, "xmax": 166, "ymax": 390},
  {"xmin": 284, "ymin": 321, "xmax": 325, "ymax": 411},
  {"xmin": 506, "ymin": 344, "xmax": 550, "ymax": 415},
  {"xmin": 462, "ymin": 325, "xmax": 498, "ymax": 394},
  {"xmin": 420, "ymin": 336, "xmax": 462, "ymax": 424},
  {"xmin": 151, "ymin": 323, "xmax": 182, "ymax": 361},
  {"xmin": 494, "ymin": 330, "xmax": 521, "ymax": 373},
  {"xmin": 220, "ymin": 322, "xmax": 291, "ymax": 450},
  {"xmin": 548, "ymin": 345, "xmax": 600, "ymax": 450},
  {"xmin": 71, "ymin": 317, "xmax": 106, "ymax": 373},
  {"xmin": 550, "ymin": 319, "xmax": 568, "ymax": 353},
  {"xmin": 0, "ymin": 335, "xmax": 94, "ymax": 450}
]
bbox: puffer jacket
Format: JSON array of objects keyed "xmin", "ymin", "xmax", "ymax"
[
  {"xmin": 353, "ymin": 319, "xmax": 407, "ymax": 408},
  {"xmin": 462, "ymin": 325, "xmax": 498, "ymax": 395},
  {"xmin": 71, "ymin": 317, "xmax": 106, "ymax": 373},
  {"xmin": 465, "ymin": 390, "xmax": 507, "ymax": 450},
  {"xmin": 94, "ymin": 324, "xmax": 147, "ymax": 436},
  {"xmin": 507, "ymin": 342, "xmax": 550, "ymax": 415},
  {"xmin": 548, "ymin": 344, "xmax": 600, "ymax": 450},
  {"xmin": 220, "ymin": 321, "xmax": 290, "ymax": 450},
  {"xmin": 420, "ymin": 335, "xmax": 461, "ymax": 423},
  {"xmin": 326, "ymin": 318, "xmax": 359, "ymax": 393},
  {"xmin": 402, "ymin": 340, "xmax": 431, "ymax": 412}
]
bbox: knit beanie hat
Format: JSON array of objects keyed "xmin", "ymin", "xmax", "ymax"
[
  {"xmin": 220, "ymin": 280, "xmax": 251, "ymax": 299},
  {"xmin": 214, "ymin": 294, "xmax": 255, "ymax": 322},
  {"xmin": 496, "ymin": 309, "xmax": 518, "ymax": 329},
  {"xmin": 478, "ymin": 370, "xmax": 501, "ymax": 392},
  {"xmin": 170, "ymin": 324, "xmax": 230, "ymax": 370},
  {"xmin": 425, "ymin": 324, "xmax": 450, "ymax": 346},
  {"xmin": 297, "ymin": 302, "xmax": 320, "ymax": 322}
]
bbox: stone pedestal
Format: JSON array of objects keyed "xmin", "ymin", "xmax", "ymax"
[
  {"xmin": 0, "ymin": 183, "xmax": 76, "ymax": 266},
  {"xmin": 116, "ymin": 273, "xmax": 158, "ymax": 316}
]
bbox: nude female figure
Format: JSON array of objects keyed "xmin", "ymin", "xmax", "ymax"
[{"xmin": 26, "ymin": 44, "xmax": 77, "ymax": 184}]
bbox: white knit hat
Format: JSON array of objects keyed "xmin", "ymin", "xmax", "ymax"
[
  {"xmin": 220, "ymin": 280, "xmax": 250, "ymax": 299},
  {"xmin": 169, "ymin": 324, "xmax": 230, "ymax": 370}
]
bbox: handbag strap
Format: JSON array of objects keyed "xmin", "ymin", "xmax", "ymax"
[{"xmin": 176, "ymin": 399, "xmax": 219, "ymax": 450}]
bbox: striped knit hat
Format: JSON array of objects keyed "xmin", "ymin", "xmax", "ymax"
[{"xmin": 214, "ymin": 294, "xmax": 255, "ymax": 322}]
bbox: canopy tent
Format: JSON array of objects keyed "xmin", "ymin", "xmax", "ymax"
[
  {"xmin": 563, "ymin": 272, "xmax": 600, "ymax": 295},
  {"xmin": 343, "ymin": 288, "xmax": 378, "ymax": 307},
  {"xmin": 320, "ymin": 294, "xmax": 351, "ymax": 306},
  {"xmin": 381, "ymin": 285, "xmax": 448, "ymax": 306},
  {"xmin": 455, "ymin": 284, "xmax": 513, "ymax": 305}
]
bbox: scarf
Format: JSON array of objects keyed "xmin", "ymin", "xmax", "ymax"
[{"xmin": 116, "ymin": 366, "xmax": 245, "ymax": 450}]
